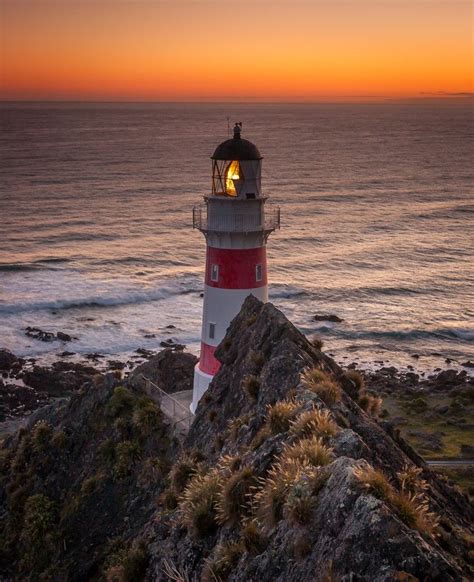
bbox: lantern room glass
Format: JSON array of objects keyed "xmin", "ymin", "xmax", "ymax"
[{"xmin": 212, "ymin": 159, "xmax": 243, "ymax": 196}]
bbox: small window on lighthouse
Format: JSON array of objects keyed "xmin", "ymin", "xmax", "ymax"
[
  {"xmin": 209, "ymin": 322, "xmax": 216, "ymax": 339},
  {"xmin": 211, "ymin": 264, "xmax": 219, "ymax": 282},
  {"xmin": 256, "ymin": 264, "xmax": 263, "ymax": 282}
]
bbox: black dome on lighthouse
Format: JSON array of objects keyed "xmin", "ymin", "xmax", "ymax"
[{"xmin": 212, "ymin": 123, "xmax": 262, "ymax": 160}]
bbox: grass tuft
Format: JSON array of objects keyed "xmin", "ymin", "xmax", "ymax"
[
  {"xmin": 242, "ymin": 374, "xmax": 260, "ymax": 401},
  {"xmin": 266, "ymin": 399, "xmax": 300, "ymax": 434},
  {"xmin": 281, "ymin": 436, "xmax": 333, "ymax": 468},
  {"xmin": 301, "ymin": 368, "xmax": 341, "ymax": 405},
  {"xmin": 202, "ymin": 542, "xmax": 243, "ymax": 582},
  {"xmin": 180, "ymin": 471, "xmax": 221, "ymax": 538},
  {"xmin": 241, "ymin": 520, "xmax": 268, "ymax": 555},
  {"xmin": 290, "ymin": 407, "xmax": 339, "ymax": 440},
  {"xmin": 217, "ymin": 466, "xmax": 256, "ymax": 525}
]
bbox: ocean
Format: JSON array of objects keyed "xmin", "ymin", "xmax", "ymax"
[{"xmin": 1, "ymin": 102, "xmax": 473, "ymax": 374}]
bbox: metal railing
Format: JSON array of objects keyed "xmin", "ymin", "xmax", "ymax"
[
  {"xmin": 193, "ymin": 204, "xmax": 280, "ymax": 233},
  {"xmin": 140, "ymin": 374, "xmax": 194, "ymax": 434}
]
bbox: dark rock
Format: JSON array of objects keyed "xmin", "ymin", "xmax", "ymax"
[
  {"xmin": 159, "ymin": 339, "xmax": 185, "ymax": 350},
  {"xmin": 107, "ymin": 360, "xmax": 126, "ymax": 370},
  {"xmin": 144, "ymin": 333, "xmax": 156, "ymax": 338},
  {"xmin": 135, "ymin": 348, "xmax": 155, "ymax": 359},
  {"xmin": 56, "ymin": 331, "xmax": 72, "ymax": 342},
  {"xmin": 461, "ymin": 360, "xmax": 474, "ymax": 368},
  {"xmin": 130, "ymin": 348, "xmax": 197, "ymax": 394},
  {"xmin": 0, "ymin": 349, "xmax": 22, "ymax": 372},
  {"xmin": 58, "ymin": 351, "xmax": 75, "ymax": 357},
  {"xmin": 24, "ymin": 326, "xmax": 57, "ymax": 342},
  {"xmin": 411, "ymin": 354, "xmax": 420, "ymax": 359},
  {"xmin": 165, "ymin": 324, "xmax": 176, "ymax": 329},
  {"xmin": 23, "ymin": 363, "xmax": 97, "ymax": 397},
  {"xmin": 313, "ymin": 313, "xmax": 344, "ymax": 322},
  {"xmin": 85, "ymin": 352, "xmax": 104, "ymax": 360}
]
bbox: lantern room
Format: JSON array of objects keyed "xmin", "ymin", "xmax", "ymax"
[{"xmin": 211, "ymin": 123, "xmax": 263, "ymax": 199}]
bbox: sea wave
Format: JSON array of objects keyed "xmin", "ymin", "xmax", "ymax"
[
  {"xmin": 319, "ymin": 326, "xmax": 474, "ymax": 343},
  {"xmin": 0, "ymin": 282, "xmax": 202, "ymax": 314}
]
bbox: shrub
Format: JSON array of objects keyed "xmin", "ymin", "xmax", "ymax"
[
  {"xmin": 241, "ymin": 520, "xmax": 268, "ymax": 555},
  {"xmin": 106, "ymin": 386, "xmax": 135, "ymax": 418},
  {"xmin": 290, "ymin": 407, "xmax": 339, "ymax": 440},
  {"xmin": 180, "ymin": 471, "xmax": 221, "ymax": 537},
  {"xmin": 32, "ymin": 420, "xmax": 53, "ymax": 451},
  {"xmin": 242, "ymin": 374, "xmax": 260, "ymax": 401},
  {"xmin": 266, "ymin": 400, "xmax": 300, "ymax": 434},
  {"xmin": 281, "ymin": 437, "xmax": 333, "ymax": 468},
  {"xmin": 202, "ymin": 542, "xmax": 243, "ymax": 582},
  {"xmin": 132, "ymin": 397, "xmax": 162, "ymax": 436},
  {"xmin": 217, "ymin": 466, "xmax": 256, "ymax": 525},
  {"xmin": 51, "ymin": 430, "xmax": 67, "ymax": 450},
  {"xmin": 115, "ymin": 440, "xmax": 141, "ymax": 478},
  {"xmin": 170, "ymin": 456, "xmax": 200, "ymax": 493},
  {"xmin": 20, "ymin": 494, "xmax": 58, "ymax": 573},
  {"xmin": 105, "ymin": 539, "xmax": 148, "ymax": 582},
  {"xmin": 301, "ymin": 368, "xmax": 341, "ymax": 405}
]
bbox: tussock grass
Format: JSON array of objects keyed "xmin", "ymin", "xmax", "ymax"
[
  {"xmin": 266, "ymin": 400, "xmax": 300, "ymax": 434},
  {"xmin": 180, "ymin": 471, "xmax": 221, "ymax": 538},
  {"xmin": 202, "ymin": 542, "xmax": 243, "ymax": 582},
  {"xmin": 170, "ymin": 456, "xmax": 201, "ymax": 494},
  {"xmin": 358, "ymin": 394, "xmax": 383, "ymax": 417},
  {"xmin": 354, "ymin": 462, "xmax": 439, "ymax": 536},
  {"xmin": 301, "ymin": 368, "xmax": 341, "ymax": 405},
  {"xmin": 217, "ymin": 466, "xmax": 256, "ymax": 525},
  {"xmin": 242, "ymin": 374, "xmax": 260, "ymax": 401},
  {"xmin": 227, "ymin": 413, "xmax": 251, "ymax": 441},
  {"xmin": 345, "ymin": 369, "xmax": 365, "ymax": 394},
  {"xmin": 290, "ymin": 407, "xmax": 339, "ymax": 440},
  {"xmin": 241, "ymin": 520, "xmax": 268, "ymax": 555},
  {"xmin": 281, "ymin": 436, "xmax": 333, "ymax": 468},
  {"xmin": 253, "ymin": 459, "xmax": 322, "ymax": 528}
]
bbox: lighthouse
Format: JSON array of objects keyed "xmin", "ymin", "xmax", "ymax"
[{"xmin": 191, "ymin": 123, "xmax": 280, "ymax": 413}]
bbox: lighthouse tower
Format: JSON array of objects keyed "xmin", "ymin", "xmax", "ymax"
[{"xmin": 191, "ymin": 123, "xmax": 280, "ymax": 413}]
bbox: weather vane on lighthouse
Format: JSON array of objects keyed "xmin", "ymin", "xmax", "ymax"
[{"xmin": 191, "ymin": 123, "xmax": 280, "ymax": 413}]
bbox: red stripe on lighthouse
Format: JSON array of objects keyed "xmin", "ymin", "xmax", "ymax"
[
  {"xmin": 205, "ymin": 246, "xmax": 267, "ymax": 289},
  {"xmin": 199, "ymin": 342, "xmax": 220, "ymax": 375}
]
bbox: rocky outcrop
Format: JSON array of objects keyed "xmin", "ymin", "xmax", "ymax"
[
  {"xmin": 147, "ymin": 296, "xmax": 473, "ymax": 581},
  {"xmin": 0, "ymin": 374, "xmax": 173, "ymax": 580},
  {"xmin": 130, "ymin": 348, "xmax": 197, "ymax": 394},
  {"xmin": 0, "ymin": 298, "xmax": 472, "ymax": 581}
]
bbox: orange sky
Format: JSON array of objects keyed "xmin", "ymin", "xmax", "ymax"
[{"xmin": 0, "ymin": 0, "xmax": 472, "ymax": 101}]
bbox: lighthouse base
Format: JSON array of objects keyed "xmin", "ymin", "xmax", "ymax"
[{"xmin": 191, "ymin": 364, "xmax": 214, "ymax": 414}]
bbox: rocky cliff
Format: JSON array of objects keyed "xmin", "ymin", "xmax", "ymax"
[{"xmin": 0, "ymin": 297, "xmax": 472, "ymax": 581}]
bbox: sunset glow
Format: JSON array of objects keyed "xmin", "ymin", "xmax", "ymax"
[{"xmin": 0, "ymin": 0, "xmax": 472, "ymax": 101}]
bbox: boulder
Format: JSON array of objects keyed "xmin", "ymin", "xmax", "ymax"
[
  {"xmin": 313, "ymin": 313, "xmax": 344, "ymax": 322},
  {"xmin": 130, "ymin": 348, "xmax": 197, "ymax": 394},
  {"xmin": 0, "ymin": 349, "xmax": 22, "ymax": 372}
]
